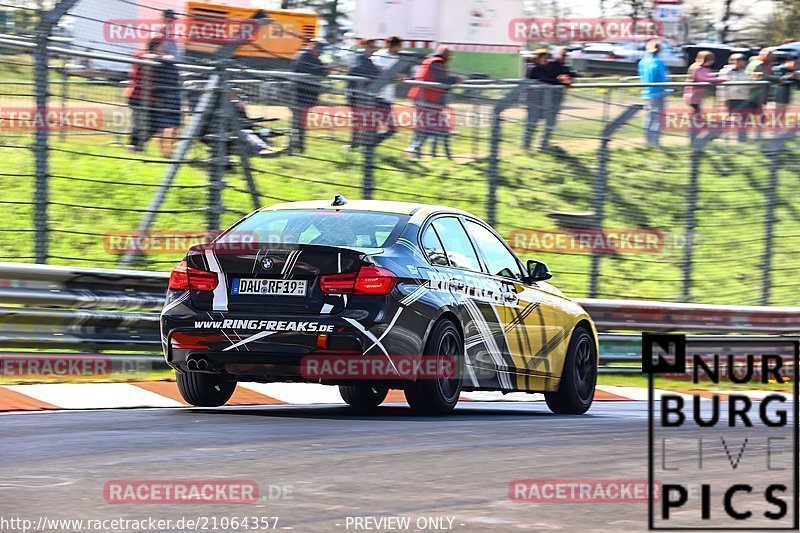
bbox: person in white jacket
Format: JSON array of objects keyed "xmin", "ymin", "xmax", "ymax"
[
  {"xmin": 364, "ymin": 36, "xmax": 403, "ymax": 148},
  {"xmin": 719, "ymin": 54, "xmax": 753, "ymax": 142},
  {"xmin": 371, "ymin": 36, "xmax": 403, "ymax": 102}
]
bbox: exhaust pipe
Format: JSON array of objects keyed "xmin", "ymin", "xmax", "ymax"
[{"xmin": 186, "ymin": 356, "xmax": 210, "ymax": 371}]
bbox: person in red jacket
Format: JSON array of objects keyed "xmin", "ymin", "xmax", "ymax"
[
  {"xmin": 405, "ymin": 46, "xmax": 462, "ymax": 159},
  {"xmin": 124, "ymin": 37, "xmax": 163, "ymax": 152}
]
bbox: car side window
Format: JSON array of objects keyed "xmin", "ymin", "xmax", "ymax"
[
  {"xmin": 421, "ymin": 226, "xmax": 449, "ymax": 266},
  {"xmin": 430, "ymin": 217, "xmax": 481, "ymax": 272},
  {"xmin": 464, "ymin": 220, "xmax": 524, "ymax": 280}
]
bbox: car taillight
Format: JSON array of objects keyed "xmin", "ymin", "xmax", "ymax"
[
  {"xmin": 354, "ymin": 265, "xmax": 397, "ymax": 294},
  {"xmin": 320, "ymin": 265, "xmax": 396, "ymax": 295},
  {"xmin": 168, "ymin": 260, "xmax": 219, "ymax": 291}
]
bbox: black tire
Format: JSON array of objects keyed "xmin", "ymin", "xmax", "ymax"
[
  {"xmin": 404, "ymin": 319, "xmax": 463, "ymax": 415},
  {"xmin": 545, "ymin": 326, "xmax": 597, "ymax": 415},
  {"xmin": 339, "ymin": 385, "xmax": 389, "ymax": 410},
  {"xmin": 176, "ymin": 371, "xmax": 236, "ymax": 407}
]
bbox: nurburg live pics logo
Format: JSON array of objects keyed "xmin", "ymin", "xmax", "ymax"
[{"xmin": 643, "ymin": 333, "xmax": 799, "ymax": 530}]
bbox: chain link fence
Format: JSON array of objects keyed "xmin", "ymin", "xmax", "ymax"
[{"xmin": 0, "ymin": 2, "xmax": 799, "ymax": 307}]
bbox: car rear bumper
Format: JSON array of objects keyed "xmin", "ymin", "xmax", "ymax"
[{"xmin": 160, "ymin": 306, "xmax": 430, "ymax": 383}]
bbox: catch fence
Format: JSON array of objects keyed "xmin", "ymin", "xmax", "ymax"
[{"xmin": 0, "ymin": 2, "xmax": 798, "ymax": 307}]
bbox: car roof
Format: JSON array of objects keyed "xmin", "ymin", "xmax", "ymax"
[
  {"xmin": 259, "ymin": 199, "xmax": 473, "ymax": 219},
  {"xmin": 777, "ymin": 42, "xmax": 800, "ymax": 52}
]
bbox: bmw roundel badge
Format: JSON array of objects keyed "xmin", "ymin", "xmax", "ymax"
[{"xmin": 261, "ymin": 257, "xmax": 274, "ymax": 270}]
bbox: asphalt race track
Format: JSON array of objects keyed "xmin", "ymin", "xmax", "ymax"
[{"xmin": 1, "ymin": 401, "xmax": 791, "ymax": 532}]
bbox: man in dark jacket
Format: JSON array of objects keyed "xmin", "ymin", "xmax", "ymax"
[
  {"xmin": 290, "ymin": 39, "xmax": 329, "ymax": 153},
  {"xmin": 346, "ymin": 38, "xmax": 388, "ymax": 149},
  {"xmin": 523, "ymin": 48, "xmax": 549, "ymax": 149},
  {"xmin": 540, "ymin": 47, "xmax": 575, "ymax": 149}
]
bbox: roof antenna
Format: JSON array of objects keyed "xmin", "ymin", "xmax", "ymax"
[{"xmin": 332, "ymin": 194, "xmax": 348, "ymax": 207}]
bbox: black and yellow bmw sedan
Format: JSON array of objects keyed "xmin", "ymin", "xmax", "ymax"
[{"xmin": 161, "ymin": 197, "xmax": 598, "ymax": 414}]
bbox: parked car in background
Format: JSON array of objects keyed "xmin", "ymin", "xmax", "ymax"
[
  {"xmin": 568, "ymin": 39, "xmax": 686, "ymax": 74},
  {"xmin": 776, "ymin": 41, "xmax": 800, "ymax": 57}
]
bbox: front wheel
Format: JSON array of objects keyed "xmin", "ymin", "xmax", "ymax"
[
  {"xmin": 339, "ymin": 385, "xmax": 388, "ymax": 410},
  {"xmin": 404, "ymin": 319, "xmax": 463, "ymax": 415},
  {"xmin": 176, "ymin": 371, "xmax": 236, "ymax": 407},
  {"xmin": 545, "ymin": 326, "xmax": 597, "ymax": 415}
]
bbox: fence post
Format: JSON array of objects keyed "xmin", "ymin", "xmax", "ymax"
[
  {"xmin": 33, "ymin": 19, "xmax": 50, "ymax": 264},
  {"xmin": 682, "ymin": 131, "xmax": 722, "ymax": 302},
  {"xmin": 207, "ymin": 65, "xmax": 230, "ymax": 231},
  {"xmin": 588, "ymin": 104, "xmax": 641, "ymax": 298},
  {"xmin": 232, "ymin": 110, "xmax": 262, "ymax": 212},
  {"xmin": 486, "ymin": 83, "xmax": 526, "ymax": 227},
  {"xmin": 760, "ymin": 132, "xmax": 795, "ymax": 306},
  {"xmin": 59, "ymin": 55, "xmax": 68, "ymax": 142},
  {"xmin": 32, "ymin": 0, "xmax": 79, "ymax": 264}
]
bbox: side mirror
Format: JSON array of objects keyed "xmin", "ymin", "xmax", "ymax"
[{"xmin": 526, "ymin": 260, "xmax": 552, "ymax": 282}]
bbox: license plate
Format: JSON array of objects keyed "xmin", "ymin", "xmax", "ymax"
[{"xmin": 232, "ymin": 278, "xmax": 307, "ymax": 296}]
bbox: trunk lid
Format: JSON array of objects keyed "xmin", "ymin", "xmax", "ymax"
[{"xmin": 186, "ymin": 243, "xmax": 368, "ymax": 314}]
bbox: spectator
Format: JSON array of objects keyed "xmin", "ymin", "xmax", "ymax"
[
  {"xmin": 290, "ymin": 39, "xmax": 329, "ymax": 153},
  {"xmin": 523, "ymin": 48, "xmax": 549, "ymax": 149},
  {"xmin": 124, "ymin": 37, "xmax": 162, "ymax": 152},
  {"xmin": 772, "ymin": 52, "xmax": 799, "ymax": 123},
  {"xmin": 719, "ymin": 53, "xmax": 751, "ymax": 142},
  {"xmin": 684, "ymin": 51, "xmax": 726, "ymax": 139},
  {"xmin": 346, "ymin": 38, "xmax": 387, "ymax": 149},
  {"xmin": 368, "ymin": 36, "xmax": 404, "ymax": 149},
  {"xmin": 372, "ymin": 36, "xmax": 403, "ymax": 102},
  {"xmin": 638, "ymin": 40, "xmax": 670, "ymax": 148},
  {"xmin": 405, "ymin": 45, "xmax": 462, "ymax": 160},
  {"xmin": 746, "ymin": 48, "xmax": 780, "ymax": 110},
  {"xmin": 539, "ymin": 47, "xmax": 576, "ymax": 149},
  {"xmin": 161, "ymin": 9, "xmax": 181, "ymax": 61},
  {"xmin": 150, "ymin": 39, "xmax": 182, "ymax": 158}
]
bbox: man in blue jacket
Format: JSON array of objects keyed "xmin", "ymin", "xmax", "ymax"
[{"xmin": 638, "ymin": 40, "xmax": 670, "ymax": 147}]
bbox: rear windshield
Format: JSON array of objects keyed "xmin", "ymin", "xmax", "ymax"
[{"xmin": 219, "ymin": 210, "xmax": 407, "ymax": 249}]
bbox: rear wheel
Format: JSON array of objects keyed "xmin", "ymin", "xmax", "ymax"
[
  {"xmin": 339, "ymin": 385, "xmax": 388, "ymax": 410},
  {"xmin": 405, "ymin": 319, "xmax": 463, "ymax": 415},
  {"xmin": 544, "ymin": 326, "xmax": 596, "ymax": 414},
  {"xmin": 177, "ymin": 371, "xmax": 236, "ymax": 407}
]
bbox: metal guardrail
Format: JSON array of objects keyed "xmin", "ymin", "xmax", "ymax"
[{"xmin": 2, "ymin": 262, "xmax": 799, "ymax": 374}]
